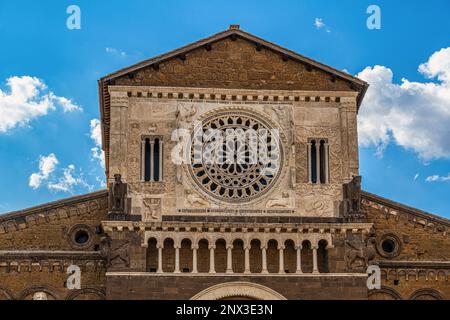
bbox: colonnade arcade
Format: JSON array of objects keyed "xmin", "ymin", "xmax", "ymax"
[{"xmin": 143, "ymin": 231, "xmax": 333, "ymax": 275}]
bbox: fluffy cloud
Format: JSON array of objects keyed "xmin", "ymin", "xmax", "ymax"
[
  {"xmin": 29, "ymin": 153, "xmax": 59, "ymax": 189},
  {"xmin": 426, "ymin": 174, "xmax": 450, "ymax": 182},
  {"xmin": 314, "ymin": 18, "xmax": 330, "ymax": 33},
  {"xmin": 0, "ymin": 76, "xmax": 82, "ymax": 133},
  {"xmin": 357, "ymin": 47, "xmax": 450, "ymax": 160},
  {"xmin": 90, "ymin": 119, "xmax": 105, "ymax": 168},
  {"xmin": 29, "ymin": 153, "xmax": 91, "ymax": 193}
]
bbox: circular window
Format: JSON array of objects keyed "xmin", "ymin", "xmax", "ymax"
[
  {"xmin": 68, "ymin": 225, "xmax": 93, "ymax": 249},
  {"xmin": 74, "ymin": 230, "xmax": 90, "ymax": 245},
  {"xmin": 377, "ymin": 234, "xmax": 402, "ymax": 258},
  {"xmin": 187, "ymin": 110, "xmax": 284, "ymax": 203}
]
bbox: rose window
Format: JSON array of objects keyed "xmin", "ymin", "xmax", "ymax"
[{"xmin": 188, "ymin": 111, "xmax": 283, "ymax": 203}]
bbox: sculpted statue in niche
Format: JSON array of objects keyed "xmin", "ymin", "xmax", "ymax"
[
  {"xmin": 143, "ymin": 198, "xmax": 161, "ymax": 220},
  {"xmin": 345, "ymin": 231, "xmax": 377, "ymax": 270},
  {"xmin": 108, "ymin": 174, "xmax": 128, "ymax": 214},
  {"xmin": 266, "ymin": 192, "xmax": 291, "ymax": 208},
  {"xmin": 185, "ymin": 189, "xmax": 210, "ymax": 208}
]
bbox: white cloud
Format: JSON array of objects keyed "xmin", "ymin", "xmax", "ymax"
[
  {"xmin": 357, "ymin": 47, "xmax": 450, "ymax": 160},
  {"xmin": 414, "ymin": 173, "xmax": 420, "ymax": 181},
  {"xmin": 29, "ymin": 153, "xmax": 91, "ymax": 193},
  {"xmin": 0, "ymin": 76, "xmax": 82, "ymax": 133},
  {"xmin": 29, "ymin": 153, "xmax": 59, "ymax": 189},
  {"xmin": 90, "ymin": 119, "xmax": 105, "ymax": 168},
  {"xmin": 47, "ymin": 164, "xmax": 92, "ymax": 192},
  {"xmin": 314, "ymin": 18, "xmax": 331, "ymax": 33},
  {"xmin": 426, "ymin": 174, "xmax": 450, "ymax": 182},
  {"xmin": 106, "ymin": 47, "xmax": 127, "ymax": 57}
]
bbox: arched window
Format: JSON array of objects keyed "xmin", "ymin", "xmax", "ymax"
[
  {"xmin": 308, "ymin": 138, "xmax": 329, "ymax": 184},
  {"xmin": 317, "ymin": 240, "xmax": 329, "ymax": 273},
  {"xmin": 141, "ymin": 136, "xmax": 163, "ymax": 182},
  {"xmin": 146, "ymin": 238, "xmax": 158, "ymax": 272}
]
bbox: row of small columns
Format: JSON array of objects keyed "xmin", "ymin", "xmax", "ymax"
[{"xmin": 154, "ymin": 243, "xmax": 321, "ymax": 274}]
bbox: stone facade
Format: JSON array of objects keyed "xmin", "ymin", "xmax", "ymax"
[{"xmin": 0, "ymin": 26, "xmax": 448, "ymax": 300}]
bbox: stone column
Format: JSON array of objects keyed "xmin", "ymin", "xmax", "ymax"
[
  {"xmin": 209, "ymin": 245, "xmax": 216, "ymax": 274},
  {"xmin": 141, "ymin": 139, "xmax": 146, "ymax": 181},
  {"xmin": 295, "ymin": 245, "xmax": 303, "ymax": 274},
  {"xmin": 226, "ymin": 244, "xmax": 233, "ymax": 274},
  {"xmin": 192, "ymin": 244, "xmax": 198, "ymax": 274},
  {"xmin": 159, "ymin": 140, "xmax": 163, "ymax": 181},
  {"xmin": 278, "ymin": 245, "xmax": 285, "ymax": 274},
  {"xmin": 307, "ymin": 141, "xmax": 312, "ymax": 183},
  {"xmin": 324, "ymin": 141, "xmax": 329, "ymax": 184},
  {"xmin": 157, "ymin": 245, "xmax": 163, "ymax": 273},
  {"xmin": 316, "ymin": 140, "xmax": 321, "ymax": 184},
  {"xmin": 261, "ymin": 245, "xmax": 268, "ymax": 274},
  {"xmin": 174, "ymin": 245, "xmax": 181, "ymax": 273},
  {"xmin": 150, "ymin": 140, "xmax": 155, "ymax": 181},
  {"xmin": 312, "ymin": 245, "xmax": 319, "ymax": 274},
  {"xmin": 244, "ymin": 245, "xmax": 251, "ymax": 274}
]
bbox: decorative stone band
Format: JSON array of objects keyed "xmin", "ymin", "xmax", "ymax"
[
  {"xmin": 0, "ymin": 251, "xmax": 105, "ymax": 273},
  {"xmin": 102, "ymin": 221, "xmax": 373, "ymax": 236},
  {"xmin": 108, "ymin": 85, "xmax": 358, "ymax": 106},
  {"xmin": 378, "ymin": 260, "xmax": 450, "ymax": 282},
  {"xmin": 361, "ymin": 191, "xmax": 449, "ymax": 236},
  {"xmin": 0, "ymin": 190, "xmax": 108, "ymax": 234}
]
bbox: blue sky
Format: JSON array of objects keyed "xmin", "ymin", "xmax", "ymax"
[{"xmin": 0, "ymin": 0, "xmax": 449, "ymax": 217}]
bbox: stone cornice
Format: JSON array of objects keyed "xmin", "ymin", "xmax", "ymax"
[
  {"xmin": 0, "ymin": 190, "xmax": 108, "ymax": 234},
  {"xmin": 102, "ymin": 220, "xmax": 373, "ymax": 234},
  {"xmin": 379, "ymin": 260, "xmax": 450, "ymax": 269},
  {"xmin": 362, "ymin": 191, "xmax": 449, "ymax": 236},
  {"xmin": 109, "ymin": 85, "xmax": 358, "ymax": 104}
]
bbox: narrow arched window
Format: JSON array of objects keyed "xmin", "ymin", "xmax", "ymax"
[
  {"xmin": 308, "ymin": 138, "xmax": 329, "ymax": 184},
  {"xmin": 141, "ymin": 136, "xmax": 163, "ymax": 182}
]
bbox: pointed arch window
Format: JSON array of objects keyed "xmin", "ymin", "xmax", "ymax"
[
  {"xmin": 307, "ymin": 138, "xmax": 329, "ymax": 184},
  {"xmin": 141, "ymin": 136, "xmax": 163, "ymax": 182}
]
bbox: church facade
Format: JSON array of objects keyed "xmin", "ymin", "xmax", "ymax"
[{"xmin": 0, "ymin": 26, "xmax": 449, "ymax": 300}]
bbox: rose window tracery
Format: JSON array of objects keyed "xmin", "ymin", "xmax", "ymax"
[{"xmin": 188, "ymin": 111, "xmax": 284, "ymax": 203}]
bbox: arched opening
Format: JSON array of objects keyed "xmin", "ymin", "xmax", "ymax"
[
  {"xmin": 301, "ymin": 240, "xmax": 313, "ymax": 273},
  {"xmin": 311, "ymin": 141, "xmax": 317, "ymax": 183},
  {"xmin": 191, "ymin": 282, "xmax": 287, "ymax": 300},
  {"xmin": 319, "ymin": 140, "xmax": 326, "ymax": 184},
  {"xmin": 284, "ymin": 240, "xmax": 296, "ymax": 273},
  {"xmin": 146, "ymin": 238, "xmax": 158, "ymax": 272},
  {"xmin": 180, "ymin": 239, "xmax": 193, "ymax": 273},
  {"xmin": 153, "ymin": 138, "xmax": 160, "ymax": 181},
  {"xmin": 162, "ymin": 238, "xmax": 175, "ymax": 273},
  {"xmin": 249, "ymin": 239, "xmax": 262, "ymax": 273},
  {"xmin": 317, "ymin": 240, "xmax": 329, "ymax": 273},
  {"xmin": 232, "ymin": 239, "xmax": 245, "ymax": 273},
  {"xmin": 197, "ymin": 239, "xmax": 210, "ymax": 273},
  {"xmin": 266, "ymin": 240, "xmax": 279, "ymax": 274},
  {"xmin": 214, "ymin": 239, "xmax": 227, "ymax": 273},
  {"xmin": 144, "ymin": 138, "xmax": 150, "ymax": 181}
]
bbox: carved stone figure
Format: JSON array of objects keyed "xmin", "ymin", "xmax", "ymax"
[
  {"xmin": 176, "ymin": 103, "xmax": 197, "ymax": 128},
  {"xmin": 266, "ymin": 192, "xmax": 291, "ymax": 208},
  {"xmin": 143, "ymin": 198, "xmax": 161, "ymax": 220},
  {"xmin": 100, "ymin": 235, "xmax": 112, "ymax": 267},
  {"xmin": 345, "ymin": 232, "xmax": 377, "ymax": 269},
  {"xmin": 108, "ymin": 174, "xmax": 128, "ymax": 214},
  {"xmin": 109, "ymin": 241, "xmax": 130, "ymax": 268},
  {"xmin": 185, "ymin": 190, "xmax": 209, "ymax": 207},
  {"xmin": 342, "ymin": 176, "xmax": 362, "ymax": 217}
]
